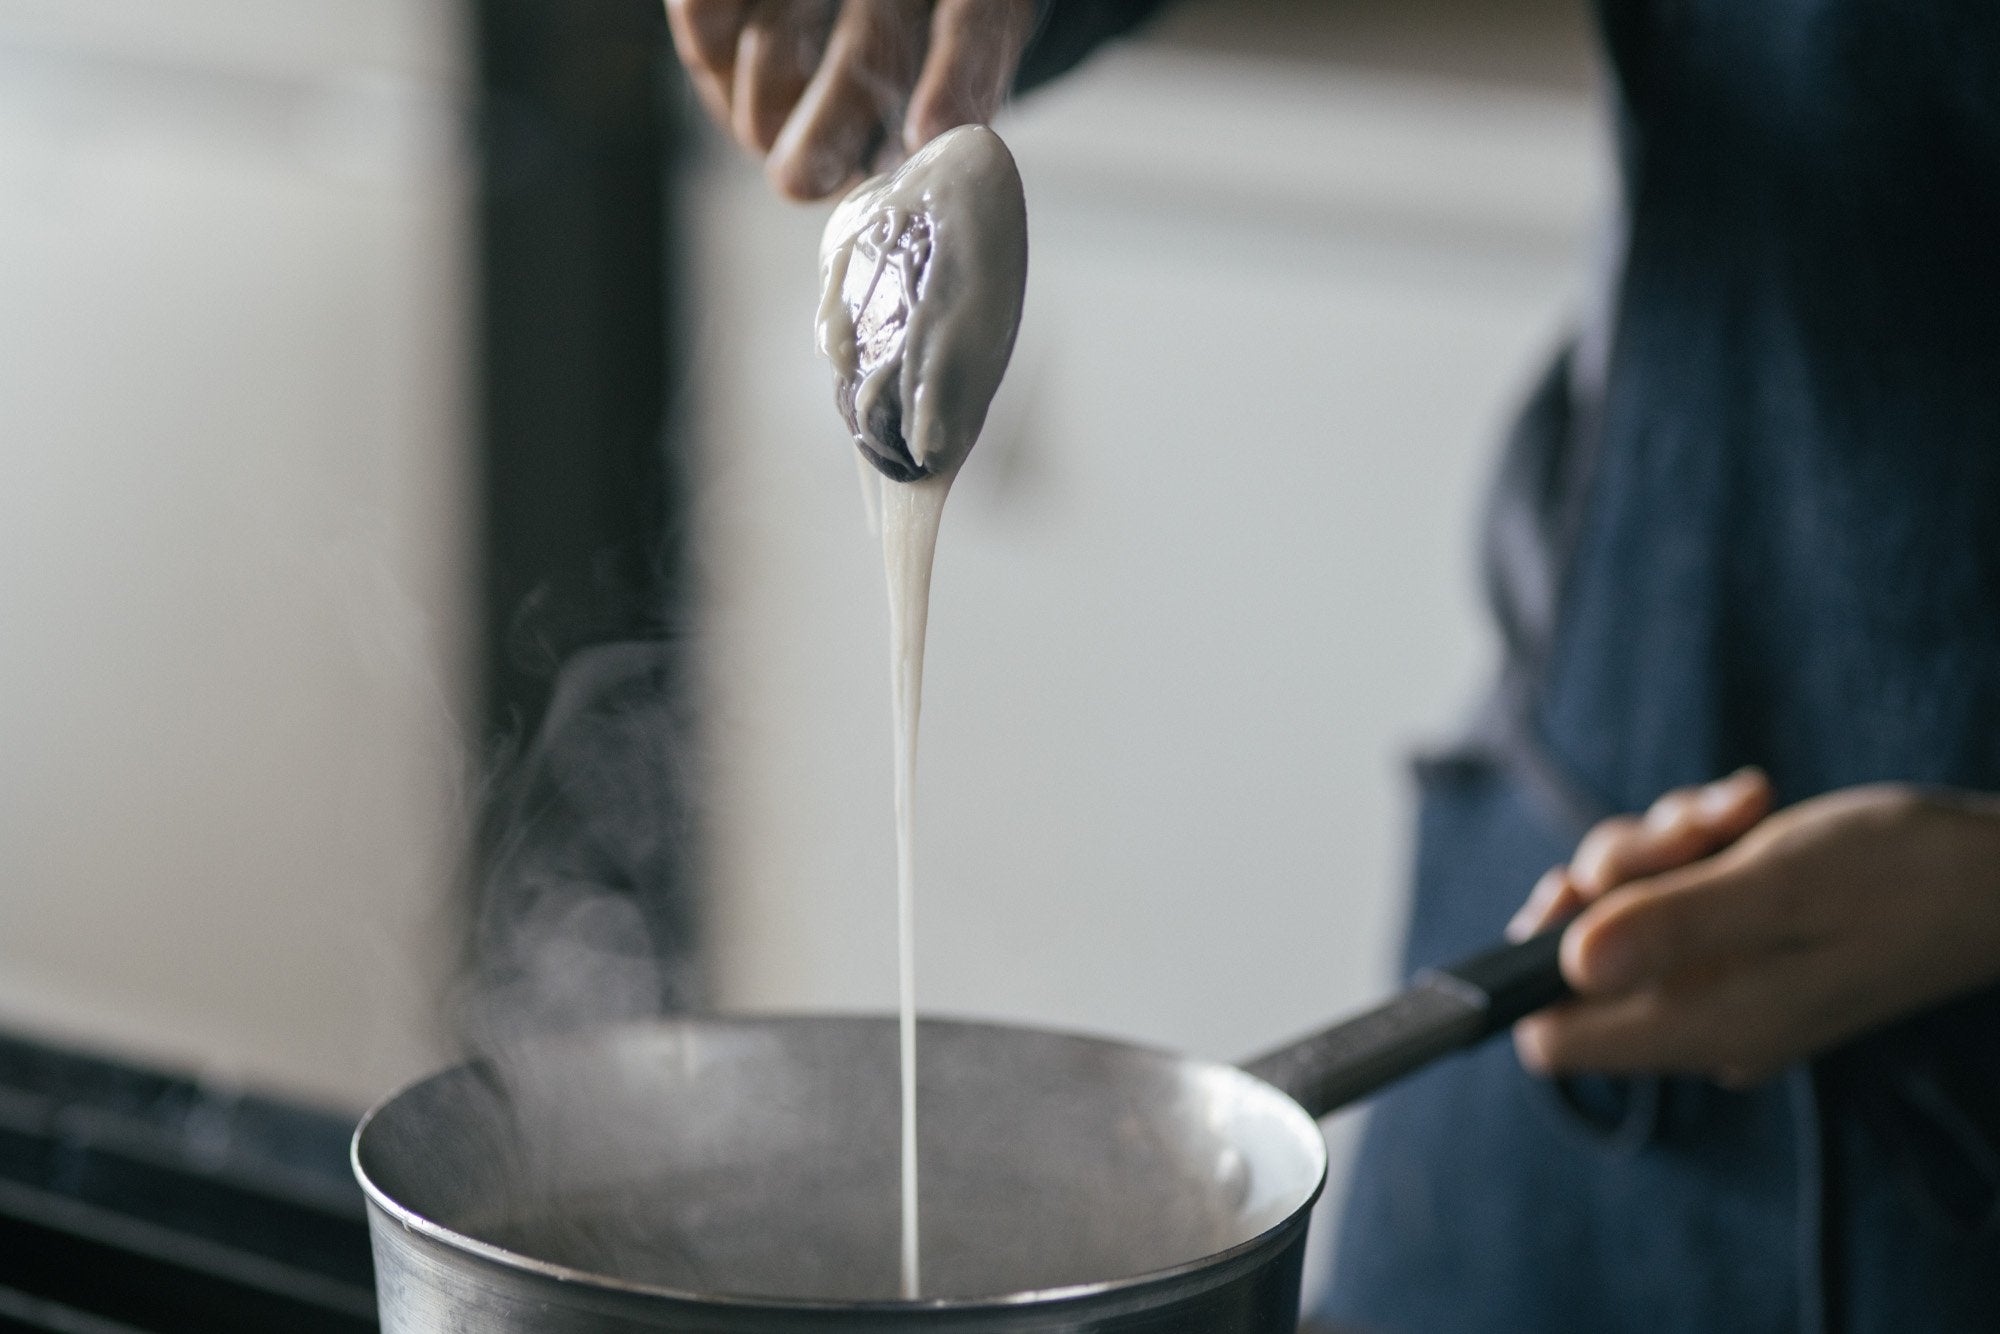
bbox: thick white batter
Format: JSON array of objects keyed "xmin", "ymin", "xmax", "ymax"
[
  {"xmin": 816, "ymin": 124, "xmax": 1028, "ymax": 1299},
  {"xmin": 817, "ymin": 125, "xmax": 1028, "ymax": 481}
]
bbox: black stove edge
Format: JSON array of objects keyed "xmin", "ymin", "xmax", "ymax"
[
  {"xmin": 0, "ymin": 1283, "xmax": 155, "ymax": 1334},
  {"xmin": 0, "ymin": 1030, "xmax": 363, "ymax": 1211},
  {"xmin": 0, "ymin": 1026, "xmax": 377, "ymax": 1333}
]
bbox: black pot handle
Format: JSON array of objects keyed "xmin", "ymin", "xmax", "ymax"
[
  {"xmin": 1434, "ymin": 925, "xmax": 1572, "ymax": 1036},
  {"xmin": 1239, "ymin": 926, "xmax": 1573, "ymax": 1120}
]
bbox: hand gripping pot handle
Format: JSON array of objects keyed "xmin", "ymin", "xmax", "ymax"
[{"xmin": 1239, "ymin": 927, "xmax": 1571, "ymax": 1120}]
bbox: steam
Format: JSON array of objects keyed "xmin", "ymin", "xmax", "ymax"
[{"xmin": 454, "ymin": 638, "xmax": 705, "ymax": 1054}]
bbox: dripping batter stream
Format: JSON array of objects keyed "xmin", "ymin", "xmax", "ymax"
[
  {"xmin": 815, "ymin": 124, "xmax": 1028, "ymax": 1301},
  {"xmin": 881, "ymin": 472, "xmax": 949, "ymax": 1298}
]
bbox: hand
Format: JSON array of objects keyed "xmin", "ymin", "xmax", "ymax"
[
  {"xmin": 1507, "ymin": 770, "xmax": 2000, "ymax": 1087},
  {"xmin": 665, "ymin": 0, "xmax": 1038, "ymax": 200}
]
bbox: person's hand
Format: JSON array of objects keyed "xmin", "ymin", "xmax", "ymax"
[
  {"xmin": 1507, "ymin": 770, "xmax": 2000, "ymax": 1087},
  {"xmin": 665, "ymin": 0, "xmax": 1038, "ymax": 200}
]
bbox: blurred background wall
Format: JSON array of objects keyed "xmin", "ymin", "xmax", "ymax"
[
  {"xmin": 0, "ymin": 1, "xmax": 1603, "ymax": 1252},
  {"xmin": 0, "ymin": 0, "xmax": 472, "ymax": 1105}
]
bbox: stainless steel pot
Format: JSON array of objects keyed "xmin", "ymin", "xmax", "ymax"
[{"xmin": 353, "ymin": 929, "xmax": 1567, "ymax": 1332}]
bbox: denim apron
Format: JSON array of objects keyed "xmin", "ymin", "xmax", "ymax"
[{"xmin": 1322, "ymin": 2, "xmax": 2000, "ymax": 1330}]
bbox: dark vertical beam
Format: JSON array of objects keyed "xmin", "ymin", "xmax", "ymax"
[
  {"xmin": 462, "ymin": 1, "xmax": 701, "ymax": 1020},
  {"xmin": 471, "ymin": 0, "xmax": 683, "ymax": 745}
]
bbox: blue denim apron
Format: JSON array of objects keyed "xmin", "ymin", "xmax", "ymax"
[{"xmin": 1322, "ymin": 2, "xmax": 2000, "ymax": 1330}]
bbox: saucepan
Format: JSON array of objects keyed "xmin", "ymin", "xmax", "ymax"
[{"xmin": 353, "ymin": 927, "xmax": 1568, "ymax": 1333}]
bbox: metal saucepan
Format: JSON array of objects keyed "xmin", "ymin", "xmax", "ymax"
[{"xmin": 353, "ymin": 927, "xmax": 1568, "ymax": 1332}]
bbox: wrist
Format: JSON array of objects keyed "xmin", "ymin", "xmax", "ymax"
[
  {"xmin": 1907, "ymin": 787, "xmax": 2000, "ymax": 992},
  {"xmin": 1914, "ymin": 786, "xmax": 2000, "ymax": 877}
]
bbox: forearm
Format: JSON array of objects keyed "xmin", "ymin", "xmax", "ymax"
[
  {"xmin": 1822, "ymin": 791, "xmax": 2000, "ymax": 1238},
  {"xmin": 1882, "ymin": 786, "xmax": 2000, "ymax": 1011}
]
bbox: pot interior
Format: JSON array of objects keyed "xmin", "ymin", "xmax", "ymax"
[{"xmin": 354, "ymin": 1016, "xmax": 1325, "ymax": 1303}]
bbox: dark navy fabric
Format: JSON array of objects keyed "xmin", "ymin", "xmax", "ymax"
[
  {"xmin": 1021, "ymin": 1, "xmax": 2000, "ymax": 1329},
  {"xmin": 1019, "ymin": 0, "xmax": 1170, "ymax": 91},
  {"xmin": 1544, "ymin": 0, "xmax": 2000, "ymax": 812},
  {"xmin": 1327, "ymin": 2, "xmax": 2000, "ymax": 1331}
]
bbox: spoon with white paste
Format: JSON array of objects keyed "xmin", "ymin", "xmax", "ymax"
[
  {"xmin": 813, "ymin": 123, "xmax": 1028, "ymax": 1300},
  {"xmin": 816, "ymin": 123, "xmax": 1029, "ymax": 482}
]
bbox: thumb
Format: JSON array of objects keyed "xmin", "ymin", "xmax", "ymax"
[{"xmin": 1560, "ymin": 844, "xmax": 1794, "ymax": 996}]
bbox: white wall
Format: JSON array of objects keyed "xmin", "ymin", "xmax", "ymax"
[
  {"xmin": 688, "ymin": 12, "xmax": 1604, "ymax": 1280},
  {"xmin": 0, "ymin": 3, "xmax": 472, "ymax": 1108},
  {"xmin": 0, "ymin": 0, "xmax": 1599, "ymax": 1204}
]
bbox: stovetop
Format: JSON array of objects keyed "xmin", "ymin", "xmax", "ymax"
[{"xmin": 0, "ymin": 1029, "xmax": 376, "ymax": 1332}]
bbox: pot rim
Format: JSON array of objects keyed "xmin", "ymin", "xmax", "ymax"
[{"xmin": 351, "ymin": 1012, "xmax": 1329, "ymax": 1314}]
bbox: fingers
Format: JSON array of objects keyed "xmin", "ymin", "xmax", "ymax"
[
  {"xmin": 669, "ymin": 0, "xmax": 755, "ymax": 72},
  {"xmin": 768, "ymin": 0, "xmax": 930, "ymax": 199},
  {"xmin": 668, "ymin": 0, "xmax": 912, "ymax": 198},
  {"xmin": 1513, "ymin": 945, "xmax": 1844, "ymax": 1083},
  {"xmin": 1514, "ymin": 984, "xmax": 1732, "ymax": 1078},
  {"xmin": 669, "ymin": 0, "xmax": 1033, "ymax": 200},
  {"xmin": 731, "ymin": 0, "xmax": 837, "ymax": 154},
  {"xmin": 1559, "ymin": 834, "xmax": 1827, "ymax": 997},
  {"xmin": 666, "ymin": 0, "xmax": 754, "ymax": 126},
  {"xmin": 1505, "ymin": 867, "xmax": 1587, "ymax": 941},
  {"xmin": 1571, "ymin": 768, "xmax": 1772, "ymax": 896},
  {"xmin": 904, "ymin": 0, "xmax": 1037, "ymax": 150},
  {"xmin": 1503, "ymin": 769, "xmax": 1774, "ymax": 942}
]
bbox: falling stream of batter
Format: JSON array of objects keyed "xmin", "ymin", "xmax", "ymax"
[
  {"xmin": 880, "ymin": 472, "xmax": 948, "ymax": 1298},
  {"xmin": 816, "ymin": 125, "xmax": 1028, "ymax": 1299}
]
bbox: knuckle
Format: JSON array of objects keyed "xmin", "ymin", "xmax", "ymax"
[
  {"xmin": 1573, "ymin": 816, "xmax": 1642, "ymax": 886},
  {"xmin": 1615, "ymin": 894, "xmax": 1693, "ymax": 979},
  {"xmin": 1851, "ymin": 783, "xmax": 1928, "ymax": 832},
  {"xmin": 1592, "ymin": 813, "xmax": 1642, "ymax": 843},
  {"xmin": 1646, "ymin": 788, "xmax": 1697, "ymax": 829},
  {"xmin": 767, "ymin": 153, "xmax": 828, "ymax": 200},
  {"xmin": 1513, "ymin": 1017, "xmax": 1561, "ymax": 1073},
  {"xmin": 1577, "ymin": 816, "xmax": 1638, "ymax": 861}
]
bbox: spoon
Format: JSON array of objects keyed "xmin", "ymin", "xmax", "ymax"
[{"xmin": 816, "ymin": 125, "xmax": 1029, "ymax": 483}]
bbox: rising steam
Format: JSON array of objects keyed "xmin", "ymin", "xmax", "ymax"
[{"xmin": 455, "ymin": 639, "xmax": 705, "ymax": 1053}]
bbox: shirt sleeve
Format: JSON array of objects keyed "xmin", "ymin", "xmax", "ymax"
[{"xmin": 1015, "ymin": 0, "xmax": 1175, "ymax": 93}]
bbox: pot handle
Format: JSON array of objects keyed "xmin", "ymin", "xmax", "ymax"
[{"xmin": 1239, "ymin": 927, "xmax": 1571, "ymax": 1120}]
